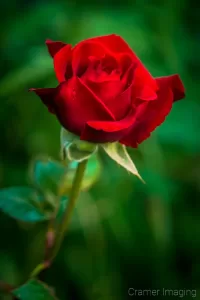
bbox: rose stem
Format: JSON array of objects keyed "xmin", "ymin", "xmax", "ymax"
[
  {"xmin": 49, "ymin": 159, "xmax": 88, "ymax": 261},
  {"xmin": 30, "ymin": 159, "xmax": 88, "ymax": 278}
]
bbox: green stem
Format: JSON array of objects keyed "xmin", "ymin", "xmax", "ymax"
[
  {"xmin": 30, "ymin": 160, "xmax": 88, "ymax": 278},
  {"xmin": 49, "ymin": 159, "xmax": 88, "ymax": 261},
  {"xmin": 30, "ymin": 261, "xmax": 50, "ymax": 278}
]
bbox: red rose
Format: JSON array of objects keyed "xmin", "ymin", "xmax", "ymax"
[{"xmin": 30, "ymin": 34, "xmax": 185, "ymax": 147}]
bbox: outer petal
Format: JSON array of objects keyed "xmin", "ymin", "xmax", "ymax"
[
  {"xmin": 120, "ymin": 62, "xmax": 157, "ymax": 102},
  {"xmin": 81, "ymin": 107, "xmax": 144, "ymax": 143},
  {"xmin": 54, "ymin": 77, "xmax": 115, "ymax": 135},
  {"xmin": 156, "ymin": 74, "xmax": 185, "ymax": 102},
  {"xmin": 132, "ymin": 66, "xmax": 158, "ymax": 101},
  {"xmin": 54, "ymin": 44, "xmax": 73, "ymax": 82},
  {"xmin": 120, "ymin": 74, "xmax": 185, "ymax": 148},
  {"xmin": 30, "ymin": 79, "xmax": 115, "ymax": 136},
  {"xmin": 29, "ymin": 87, "xmax": 57, "ymax": 113},
  {"xmin": 76, "ymin": 34, "xmax": 134, "ymax": 56},
  {"xmin": 45, "ymin": 39, "xmax": 67, "ymax": 58}
]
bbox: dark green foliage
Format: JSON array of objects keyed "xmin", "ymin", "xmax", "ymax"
[
  {"xmin": 12, "ymin": 279, "xmax": 57, "ymax": 299},
  {"xmin": 0, "ymin": 187, "xmax": 50, "ymax": 222},
  {"xmin": 31, "ymin": 158, "xmax": 67, "ymax": 196}
]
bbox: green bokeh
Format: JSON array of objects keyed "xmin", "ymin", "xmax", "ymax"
[{"xmin": 0, "ymin": 0, "xmax": 199, "ymax": 299}]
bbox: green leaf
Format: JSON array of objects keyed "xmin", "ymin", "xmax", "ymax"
[
  {"xmin": 61, "ymin": 127, "xmax": 98, "ymax": 162},
  {"xmin": 0, "ymin": 187, "xmax": 51, "ymax": 222},
  {"xmin": 12, "ymin": 279, "xmax": 57, "ymax": 300},
  {"xmin": 31, "ymin": 157, "xmax": 66, "ymax": 196},
  {"xmin": 101, "ymin": 143, "xmax": 144, "ymax": 182}
]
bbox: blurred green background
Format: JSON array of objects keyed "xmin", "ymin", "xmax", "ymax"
[{"xmin": 0, "ymin": 0, "xmax": 199, "ymax": 299}]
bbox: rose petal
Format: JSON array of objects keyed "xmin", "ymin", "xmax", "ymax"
[
  {"xmin": 81, "ymin": 108, "xmax": 140, "ymax": 143},
  {"xmin": 53, "ymin": 77, "xmax": 115, "ymax": 135},
  {"xmin": 117, "ymin": 53, "xmax": 133, "ymax": 75},
  {"xmin": 82, "ymin": 55, "xmax": 119, "ymax": 83},
  {"xmin": 91, "ymin": 35, "xmax": 154, "ymax": 83},
  {"xmin": 86, "ymin": 79, "xmax": 122, "ymax": 109},
  {"xmin": 29, "ymin": 87, "xmax": 57, "ymax": 113},
  {"xmin": 131, "ymin": 65, "xmax": 158, "ymax": 101},
  {"xmin": 54, "ymin": 44, "xmax": 72, "ymax": 82},
  {"xmin": 78, "ymin": 34, "xmax": 158, "ymax": 92},
  {"xmin": 72, "ymin": 42, "xmax": 105, "ymax": 76},
  {"xmin": 119, "ymin": 75, "xmax": 185, "ymax": 148},
  {"xmin": 81, "ymin": 34, "xmax": 134, "ymax": 55},
  {"xmin": 45, "ymin": 39, "xmax": 67, "ymax": 58},
  {"xmin": 156, "ymin": 74, "xmax": 185, "ymax": 102},
  {"xmin": 84, "ymin": 62, "xmax": 135, "ymax": 121},
  {"xmin": 120, "ymin": 63, "xmax": 136, "ymax": 90},
  {"xmin": 133, "ymin": 84, "xmax": 158, "ymax": 101}
]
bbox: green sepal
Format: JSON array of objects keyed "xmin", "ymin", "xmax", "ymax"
[
  {"xmin": 101, "ymin": 142, "xmax": 144, "ymax": 182},
  {"xmin": 61, "ymin": 127, "xmax": 98, "ymax": 162}
]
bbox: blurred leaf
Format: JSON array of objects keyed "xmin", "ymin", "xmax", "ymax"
[
  {"xmin": 31, "ymin": 157, "xmax": 66, "ymax": 196},
  {"xmin": 61, "ymin": 127, "xmax": 98, "ymax": 162},
  {"xmin": 0, "ymin": 187, "xmax": 51, "ymax": 222},
  {"xmin": 101, "ymin": 143, "xmax": 143, "ymax": 182},
  {"xmin": 12, "ymin": 279, "xmax": 57, "ymax": 300}
]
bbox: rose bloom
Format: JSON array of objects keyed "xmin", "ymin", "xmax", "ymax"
[{"xmin": 30, "ymin": 34, "xmax": 185, "ymax": 147}]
